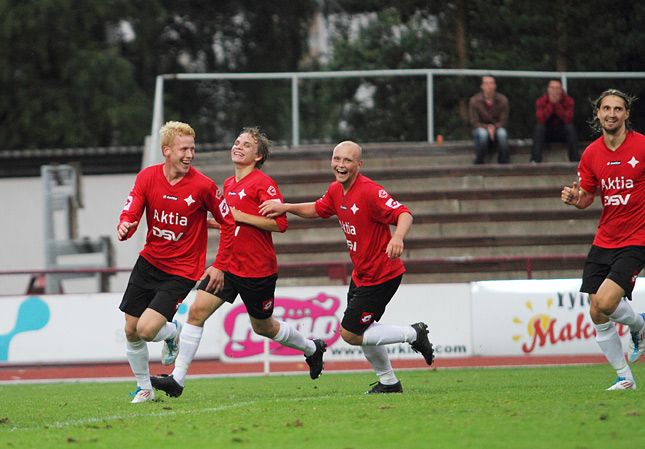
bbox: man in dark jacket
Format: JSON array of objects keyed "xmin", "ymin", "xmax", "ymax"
[{"xmin": 531, "ymin": 80, "xmax": 579, "ymax": 163}]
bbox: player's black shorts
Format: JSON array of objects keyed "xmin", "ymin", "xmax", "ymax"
[
  {"xmin": 581, "ymin": 245, "xmax": 645, "ymax": 300},
  {"xmin": 197, "ymin": 272, "xmax": 278, "ymax": 320},
  {"xmin": 119, "ymin": 256, "xmax": 196, "ymax": 320},
  {"xmin": 341, "ymin": 274, "xmax": 403, "ymax": 335}
]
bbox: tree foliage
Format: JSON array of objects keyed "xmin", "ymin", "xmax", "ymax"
[{"xmin": 3, "ymin": 0, "xmax": 645, "ymax": 150}]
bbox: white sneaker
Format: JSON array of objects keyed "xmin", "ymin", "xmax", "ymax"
[
  {"xmin": 162, "ymin": 320, "xmax": 182, "ymax": 366},
  {"xmin": 130, "ymin": 387, "xmax": 155, "ymax": 403},
  {"xmin": 627, "ymin": 314, "xmax": 645, "ymax": 363},
  {"xmin": 606, "ymin": 377, "xmax": 636, "ymax": 391}
]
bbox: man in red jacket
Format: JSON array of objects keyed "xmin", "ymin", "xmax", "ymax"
[{"xmin": 531, "ymin": 79, "xmax": 579, "ymax": 163}]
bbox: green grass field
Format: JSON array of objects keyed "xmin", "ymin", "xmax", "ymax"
[{"xmin": 1, "ymin": 364, "xmax": 643, "ymax": 449}]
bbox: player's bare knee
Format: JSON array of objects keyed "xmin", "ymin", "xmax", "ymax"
[
  {"xmin": 187, "ymin": 302, "xmax": 209, "ymax": 326},
  {"xmin": 136, "ymin": 324, "xmax": 158, "ymax": 342},
  {"xmin": 339, "ymin": 328, "xmax": 362, "ymax": 345}
]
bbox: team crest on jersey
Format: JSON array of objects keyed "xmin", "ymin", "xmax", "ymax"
[
  {"xmin": 267, "ymin": 185, "xmax": 277, "ymax": 196},
  {"xmin": 184, "ymin": 195, "xmax": 195, "ymax": 206},
  {"xmin": 123, "ymin": 195, "xmax": 133, "ymax": 211},
  {"xmin": 378, "ymin": 189, "xmax": 388, "ymax": 199}
]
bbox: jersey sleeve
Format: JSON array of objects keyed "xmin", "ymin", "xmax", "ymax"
[
  {"xmin": 314, "ymin": 186, "xmax": 336, "ymax": 219},
  {"xmin": 118, "ymin": 173, "xmax": 147, "ymax": 240},
  {"xmin": 204, "ymin": 183, "xmax": 235, "ymax": 271},
  {"xmin": 257, "ymin": 178, "xmax": 288, "ymax": 233},
  {"xmin": 369, "ymin": 183, "xmax": 411, "ymax": 224},
  {"xmin": 577, "ymin": 151, "xmax": 598, "ymax": 195}
]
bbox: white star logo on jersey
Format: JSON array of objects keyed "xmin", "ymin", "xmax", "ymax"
[
  {"xmin": 184, "ymin": 195, "xmax": 195, "ymax": 206},
  {"xmin": 628, "ymin": 156, "xmax": 639, "ymax": 168},
  {"xmin": 350, "ymin": 203, "xmax": 359, "ymax": 214},
  {"xmin": 238, "ymin": 189, "xmax": 247, "ymax": 199}
]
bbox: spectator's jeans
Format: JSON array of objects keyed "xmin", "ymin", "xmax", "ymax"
[
  {"xmin": 531, "ymin": 123, "xmax": 579, "ymax": 162},
  {"xmin": 473, "ymin": 127, "xmax": 509, "ymax": 164}
]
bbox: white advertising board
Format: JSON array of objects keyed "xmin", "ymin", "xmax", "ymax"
[
  {"xmin": 0, "ymin": 283, "xmax": 471, "ymax": 365},
  {"xmin": 471, "ymin": 279, "xmax": 645, "ymax": 356}
]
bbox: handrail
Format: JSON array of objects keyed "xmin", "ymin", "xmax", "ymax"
[{"xmin": 0, "ymin": 254, "xmax": 587, "ymax": 293}]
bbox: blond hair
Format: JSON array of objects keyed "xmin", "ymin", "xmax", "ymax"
[{"xmin": 159, "ymin": 121, "xmax": 195, "ymax": 149}]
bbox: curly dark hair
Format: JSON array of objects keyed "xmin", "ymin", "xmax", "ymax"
[{"xmin": 588, "ymin": 89, "xmax": 637, "ymax": 134}]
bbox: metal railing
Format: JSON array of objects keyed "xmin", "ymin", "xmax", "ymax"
[
  {"xmin": 0, "ymin": 254, "xmax": 586, "ymax": 295},
  {"xmin": 146, "ymin": 68, "xmax": 645, "ymax": 167}
]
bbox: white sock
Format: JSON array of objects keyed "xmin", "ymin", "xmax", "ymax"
[
  {"xmin": 361, "ymin": 322, "xmax": 415, "ymax": 346},
  {"xmin": 126, "ymin": 339, "xmax": 152, "ymax": 389},
  {"xmin": 362, "ymin": 345, "xmax": 398, "ymax": 385},
  {"xmin": 273, "ymin": 321, "xmax": 317, "ymax": 356},
  {"xmin": 172, "ymin": 323, "xmax": 203, "ymax": 386},
  {"xmin": 152, "ymin": 321, "xmax": 177, "ymax": 342},
  {"xmin": 608, "ymin": 300, "xmax": 645, "ymax": 333},
  {"xmin": 595, "ymin": 322, "xmax": 632, "ymax": 379}
]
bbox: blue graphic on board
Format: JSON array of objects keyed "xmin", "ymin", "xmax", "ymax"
[
  {"xmin": 0, "ymin": 296, "xmax": 50, "ymax": 361},
  {"xmin": 177, "ymin": 302, "xmax": 188, "ymax": 315}
]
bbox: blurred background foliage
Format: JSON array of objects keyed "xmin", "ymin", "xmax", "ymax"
[{"xmin": 2, "ymin": 0, "xmax": 645, "ymax": 150}]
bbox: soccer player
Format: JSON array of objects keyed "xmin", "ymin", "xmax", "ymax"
[
  {"xmin": 117, "ymin": 121, "xmax": 235, "ymax": 403},
  {"xmin": 259, "ymin": 140, "xmax": 434, "ymax": 394},
  {"xmin": 561, "ymin": 89, "xmax": 645, "ymax": 390},
  {"xmin": 150, "ymin": 127, "xmax": 326, "ymax": 398}
]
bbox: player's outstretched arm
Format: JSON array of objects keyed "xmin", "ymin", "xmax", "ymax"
[
  {"xmin": 259, "ymin": 201, "xmax": 319, "ymax": 219},
  {"xmin": 231, "ymin": 208, "xmax": 280, "ymax": 232}
]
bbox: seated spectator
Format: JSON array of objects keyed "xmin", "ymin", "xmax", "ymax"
[
  {"xmin": 530, "ymin": 79, "xmax": 579, "ymax": 163},
  {"xmin": 468, "ymin": 75, "xmax": 510, "ymax": 164}
]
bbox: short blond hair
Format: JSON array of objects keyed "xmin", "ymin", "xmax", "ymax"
[{"xmin": 159, "ymin": 121, "xmax": 195, "ymax": 149}]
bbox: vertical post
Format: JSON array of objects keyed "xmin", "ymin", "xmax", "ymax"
[
  {"xmin": 560, "ymin": 74, "xmax": 568, "ymax": 92},
  {"xmin": 292, "ymin": 75, "xmax": 300, "ymax": 147},
  {"xmin": 263, "ymin": 337, "xmax": 270, "ymax": 375},
  {"xmin": 526, "ymin": 258, "xmax": 533, "ymax": 279},
  {"xmin": 427, "ymin": 73, "xmax": 435, "ymax": 143},
  {"xmin": 145, "ymin": 76, "xmax": 165, "ymax": 169}
]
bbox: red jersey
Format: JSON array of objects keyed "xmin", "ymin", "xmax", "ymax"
[
  {"xmin": 578, "ymin": 131, "xmax": 645, "ymax": 248},
  {"xmin": 315, "ymin": 174, "xmax": 410, "ymax": 286},
  {"xmin": 224, "ymin": 169, "xmax": 288, "ymax": 278},
  {"xmin": 119, "ymin": 164, "xmax": 235, "ymax": 280}
]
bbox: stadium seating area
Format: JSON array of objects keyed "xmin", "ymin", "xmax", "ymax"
[{"xmin": 198, "ymin": 140, "xmax": 598, "ymax": 285}]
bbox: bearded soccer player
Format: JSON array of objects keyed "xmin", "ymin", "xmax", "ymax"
[
  {"xmin": 562, "ymin": 89, "xmax": 645, "ymax": 390},
  {"xmin": 260, "ymin": 140, "xmax": 434, "ymax": 394},
  {"xmin": 117, "ymin": 121, "xmax": 235, "ymax": 403},
  {"xmin": 150, "ymin": 127, "xmax": 327, "ymax": 399}
]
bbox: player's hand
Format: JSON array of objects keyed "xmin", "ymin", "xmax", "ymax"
[
  {"xmin": 201, "ymin": 266, "xmax": 225, "ymax": 294},
  {"xmin": 386, "ymin": 235, "xmax": 404, "ymax": 260},
  {"xmin": 561, "ymin": 181, "xmax": 580, "ymax": 206},
  {"xmin": 117, "ymin": 221, "xmax": 139, "ymax": 241},
  {"xmin": 259, "ymin": 200, "xmax": 287, "ymax": 219}
]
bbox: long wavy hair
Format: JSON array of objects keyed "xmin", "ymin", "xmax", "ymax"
[{"xmin": 588, "ymin": 89, "xmax": 637, "ymax": 134}]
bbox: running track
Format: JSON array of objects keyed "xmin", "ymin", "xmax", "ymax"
[{"xmin": 0, "ymin": 355, "xmax": 609, "ymax": 384}]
